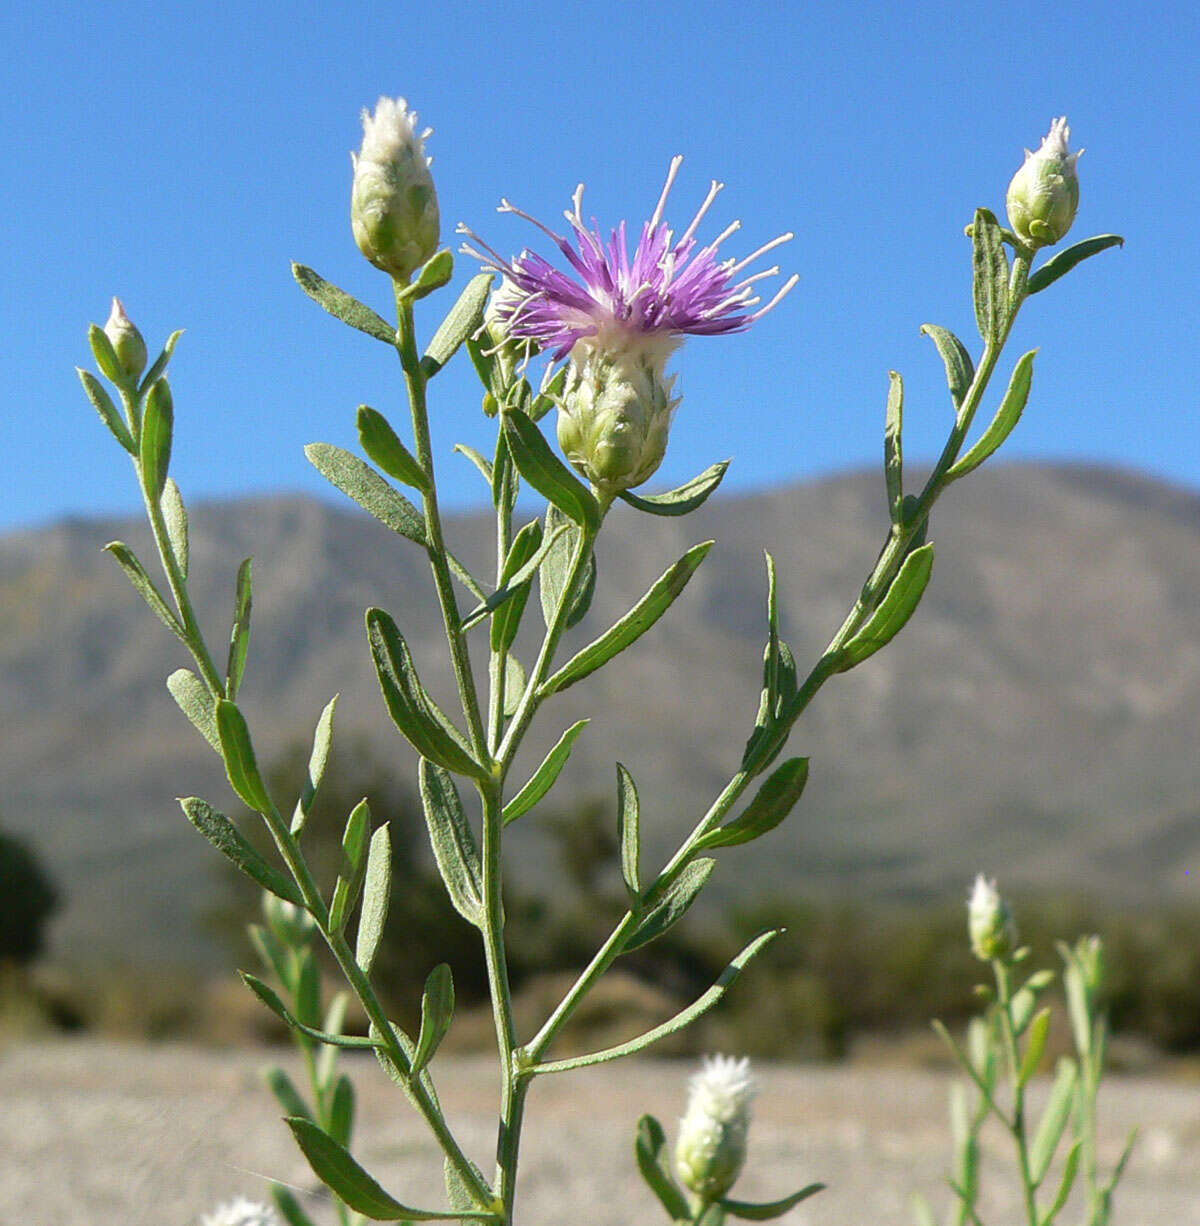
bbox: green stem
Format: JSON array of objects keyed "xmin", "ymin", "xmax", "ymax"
[{"xmin": 994, "ymin": 961, "xmax": 1040, "ymax": 1226}]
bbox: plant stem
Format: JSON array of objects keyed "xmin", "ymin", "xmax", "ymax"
[{"xmin": 994, "ymin": 960, "xmax": 1040, "ymax": 1226}]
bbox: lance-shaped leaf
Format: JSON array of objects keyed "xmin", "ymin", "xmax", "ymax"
[
  {"xmin": 618, "ymin": 459, "xmax": 731, "ymax": 517},
  {"xmin": 271, "ymin": 1185, "xmax": 319, "ymax": 1226},
  {"xmin": 625, "ymin": 858, "xmax": 715, "ymax": 952},
  {"xmin": 502, "ymin": 653, "xmax": 526, "ymax": 719},
  {"xmin": 419, "ymin": 759, "xmax": 484, "ymax": 926},
  {"xmin": 140, "ymin": 378, "xmax": 173, "ymax": 501},
  {"xmin": 720, "ymin": 1186, "xmax": 826, "ymax": 1220},
  {"xmin": 215, "ymin": 699, "xmax": 273, "ymax": 813},
  {"xmin": 240, "ymin": 973, "xmax": 381, "ymax": 1049},
  {"xmin": 884, "ymin": 371, "xmax": 904, "ymax": 527},
  {"xmin": 77, "ymin": 368, "xmax": 135, "ymax": 453},
  {"xmin": 502, "ymin": 720, "xmax": 589, "ymax": 825},
  {"xmin": 1018, "ymin": 1006, "xmax": 1051, "ymax": 1087},
  {"xmin": 167, "ymin": 668, "xmax": 220, "ymax": 752},
  {"xmin": 292, "ymin": 263, "xmax": 396, "ymax": 344},
  {"xmin": 138, "ymin": 329, "xmax": 184, "ymax": 397},
  {"xmin": 453, "ymin": 443, "xmax": 493, "ymax": 488},
  {"xmin": 838, "ymin": 543, "xmax": 934, "ymax": 670},
  {"xmin": 411, "ymin": 963, "xmax": 455, "ymax": 1075},
  {"xmin": 357, "ymin": 405, "xmax": 429, "ymax": 493},
  {"xmin": 532, "ymin": 930, "xmax": 780, "ymax": 1073},
  {"xmin": 946, "ymin": 349, "xmax": 1036, "ymax": 481},
  {"xmin": 329, "ymin": 799, "xmax": 372, "ymax": 934},
  {"xmin": 317, "ymin": 994, "xmax": 351, "ymax": 1088},
  {"xmin": 1042, "ymin": 1137, "xmax": 1083, "ymax": 1225},
  {"xmin": 225, "ymin": 556, "xmax": 253, "ymax": 700},
  {"xmin": 538, "ymin": 508, "xmax": 595, "ymax": 630},
  {"xmin": 285, "ymin": 1118, "xmax": 494, "ymax": 1221},
  {"xmin": 422, "ymin": 272, "xmax": 493, "ymax": 376},
  {"xmin": 920, "ymin": 324, "xmax": 975, "ymax": 411},
  {"xmin": 329, "ymin": 1074, "xmax": 356, "ymax": 1148},
  {"xmin": 616, "ymin": 763, "xmax": 641, "ymax": 906},
  {"xmin": 401, "ymin": 249, "xmax": 455, "ymax": 302},
  {"xmin": 367, "ymin": 609, "xmax": 487, "ymax": 779},
  {"xmin": 265, "ymin": 1066, "xmax": 312, "ymax": 1121},
  {"xmin": 695, "ymin": 758, "xmax": 809, "ymax": 851},
  {"xmin": 105, "ymin": 541, "xmax": 184, "ymax": 638},
  {"xmin": 1025, "ymin": 234, "xmax": 1124, "ymax": 295},
  {"xmin": 306, "ymin": 443, "xmax": 426, "ymax": 546},
  {"xmin": 539, "ymin": 541, "xmax": 713, "ymax": 697},
  {"xmin": 356, "ymin": 822, "xmax": 392, "ymax": 973},
  {"xmin": 294, "ymin": 695, "xmax": 338, "ymax": 834},
  {"xmin": 487, "ymin": 519, "xmax": 545, "ymax": 651},
  {"xmin": 502, "ymin": 408, "xmax": 600, "ymax": 531},
  {"xmin": 696, "ymin": 1206, "xmax": 725, "ymax": 1226},
  {"xmin": 971, "ymin": 207, "xmax": 1010, "ymax": 345},
  {"xmin": 294, "ymin": 945, "xmax": 321, "ymax": 1031},
  {"xmin": 1030, "ymin": 1057, "xmax": 1078, "ymax": 1185},
  {"xmin": 88, "ymin": 322, "xmax": 125, "ymax": 385},
  {"xmin": 180, "ymin": 797, "xmax": 304, "ymax": 906},
  {"xmin": 162, "ymin": 478, "xmax": 189, "ymax": 578},
  {"xmin": 635, "ymin": 1115, "xmax": 691, "ymax": 1222}
]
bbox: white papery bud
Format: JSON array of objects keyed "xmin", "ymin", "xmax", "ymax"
[
  {"xmin": 103, "ymin": 298, "xmax": 147, "ymax": 380},
  {"xmin": 199, "ymin": 1198, "xmax": 280, "ymax": 1226},
  {"xmin": 968, "ymin": 874, "xmax": 1017, "ymax": 962},
  {"xmin": 674, "ymin": 1054, "xmax": 756, "ymax": 1202},
  {"xmin": 1006, "ymin": 117, "xmax": 1082, "ymax": 249}
]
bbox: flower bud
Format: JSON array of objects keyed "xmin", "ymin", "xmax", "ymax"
[
  {"xmin": 104, "ymin": 297, "xmax": 147, "ymax": 380},
  {"xmin": 481, "ymin": 277, "xmax": 537, "ymax": 382},
  {"xmin": 674, "ymin": 1054, "xmax": 755, "ymax": 1203},
  {"xmin": 351, "ymin": 97, "xmax": 440, "ymax": 282},
  {"xmin": 556, "ymin": 340, "xmax": 679, "ymax": 493},
  {"xmin": 1006, "ymin": 117, "xmax": 1082, "ymax": 249},
  {"xmin": 199, "ymin": 1197, "xmax": 280, "ymax": 1226},
  {"xmin": 1073, "ymin": 934, "xmax": 1105, "ymax": 998},
  {"xmin": 967, "ymin": 874, "xmax": 1018, "ymax": 962}
]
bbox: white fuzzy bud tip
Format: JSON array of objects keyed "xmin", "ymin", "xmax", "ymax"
[
  {"xmin": 1006, "ymin": 116, "xmax": 1082, "ymax": 248},
  {"xmin": 674, "ymin": 1055, "xmax": 756, "ymax": 1202},
  {"xmin": 199, "ymin": 1198, "xmax": 280, "ymax": 1226},
  {"xmin": 103, "ymin": 297, "xmax": 148, "ymax": 380},
  {"xmin": 967, "ymin": 874, "xmax": 1017, "ymax": 962}
]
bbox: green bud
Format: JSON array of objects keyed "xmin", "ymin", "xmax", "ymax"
[
  {"xmin": 350, "ymin": 97, "xmax": 440, "ymax": 282},
  {"xmin": 674, "ymin": 1055, "xmax": 755, "ymax": 1204},
  {"xmin": 968, "ymin": 874, "xmax": 1018, "ymax": 962},
  {"xmin": 1073, "ymin": 934, "xmax": 1105, "ymax": 998},
  {"xmin": 556, "ymin": 340, "xmax": 679, "ymax": 494},
  {"xmin": 103, "ymin": 297, "xmax": 147, "ymax": 380},
  {"xmin": 1006, "ymin": 117, "xmax": 1082, "ymax": 249}
]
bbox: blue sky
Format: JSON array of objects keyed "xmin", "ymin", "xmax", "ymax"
[{"xmin": 2, "ymin": 0, "xmax": 1197, "ymax": 532}]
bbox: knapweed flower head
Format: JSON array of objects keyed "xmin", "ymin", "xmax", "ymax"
[
  {"xmin": 1006, "ymin": 117, "xmax": 1082, "ymax": 249},
  {"xmin": 674, "ymin": 1053, "xmax": 756, "ymax": 1202},
  {"xmin": 198, "ymin": 1197, "xmax": 280, "ymax": 1226},
  {"xmin": 351, "ymin": 97, "xmax": 440, "ymax": 282},
  {"xmin": 460, "ymin": 159, "xmax": 796, "ymax": 493},
  {"xmin": 103, "ymin": 297, "xmax": 147, "ymax": 381},
  {"xmin": 967, "ymin": 873, "xmax": 1018, "ymax": 962}
]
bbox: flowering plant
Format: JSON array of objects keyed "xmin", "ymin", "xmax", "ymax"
[{"xmin": 77, "ymin": 105, "xmax": 1123, "ymax": 1224}]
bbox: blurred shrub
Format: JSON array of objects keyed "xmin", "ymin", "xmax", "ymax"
[{"xmin": 0, "ymin": 824, "xmax": 58, "ymax": 964}]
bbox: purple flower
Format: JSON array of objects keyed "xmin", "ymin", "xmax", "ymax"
[{"xmin": 458, "ymin": 157, "xmax": 796, "ymax": 362}]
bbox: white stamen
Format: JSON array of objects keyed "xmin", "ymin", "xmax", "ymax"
[
  {"xmin": 728, "ymin": 232, "xmax": 793, "ymax": 275},
  {"xmin": 678, "ymin": 180, "xmax": 725, "ymax": 246},
  {"xmin": 745, "ymin": 273, "xmax": 799, "ymax": 322},
  {"xmin": 649, "ymin": 155, "xmax": 684, "ymax": 232}
]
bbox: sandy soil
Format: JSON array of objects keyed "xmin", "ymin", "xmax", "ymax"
[{"xmin": 1, "ymin": 1038, "xmax": 1196, "ymax": 1224}]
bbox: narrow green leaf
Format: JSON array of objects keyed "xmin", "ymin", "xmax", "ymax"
[
  {"xmin": 167, "ymin": 668, "xmax": 220, "ymax": 752},
  {"xmin": 138, "ymin": 329, "xmax": 184, "ymax": 396},
  {"xmin": 444, "ymin": 1157, "xmax": 492, "ymax": 1219},
  {"xmin": 317, "ymin": 992, "xmax": 350, "ymax": 1088},
  {"xmin": 502, "ymin": 409, "xmax": 600, "ymax": 531},
  {"xmin": 1025, "ymin": 235, "xmax": 1124, "ymax": 295},
  {"xmin": 249, "ymin": 923, "xmax": 291, "ymax": 989},
  {"xmin": 884, "ymin": 371, "xmax": 904, "ymax": 527},
  {"xmin": 329, "ymin": 799, "xmax": 372, "ymax": 934},
  {"xmin": 932, "ymin": 1019, "xmax": 1005, "ymax": 1119},
  {"xmin": 457, "ymin": 518, "xmax": 543, "ymax": 646},
  {"xmin": 540, "ymin": 541, "xmax": 713, "ymax": 697},
  {"xmin": 617, "ymin": 460, "xmax": 731, "ymax": 517},
  {"xmin": 77, "ymin": 368, "xmax": 135, "ymax": 453},
  {"xmin": 180, "ymin": 796, "xmax": 304, "ymax": 905},
  {"xmin": 1041, "ymin": 1137, "xmax": 1082, "ymax": 1225},
  {"xmin": 453, "ymin": 443, "xmax": 493, "ymax": 487},
  {"xmin": 265, "ymin": 1066, "xmax": 312, "ymax": 1121},
  {"xmin": 464, "ymin": 333, "xmax": 500, "ymax": 399},
  {"xmin": 285, "ymin": 1117, "xmax": 493, "ymax": 1221},
  {"xmin": 502, "ymin": 720, "xmax": 589, "ymax": 824},
  {"xmin": 720, "ymin": 1185, "xmax": 826, "ymax": 1220},
  {"xmin": 1011, "ymin": 986, "xmax": 1038, "ymax": 1037},
  {"xmin": 947, "ymin": 349, "xmax": 1036, "ymax": 480},
  {"xmin": 357, "ymin": 405, "xmax": 429, "ymax": 493},
  {"xmin": 634, "ymin": 1115, "xmax": 691, "ymax": 1222},
  {"xmin": 295, "ymin": 695, "xmax": 338, "ymax": 834},
  {"xmin": 616, "ymin": 763, "xmax": 641, "ymax": 906},
  {"xmin": 367, "ymin": 608, "xmax": 487, "ymax": 779},
  {"xmin": 533, "ymin": 930, "xmax": 780, "ymax": 1073},
  {"xmin": 139, "ymin": 379, "xmax": 173, "ymax": 501},
  {"xmin": 240, "ymin": 972, "xmax": 381, "ymax": 1049},
  {"xmin": 838, "ymin": 542, "xmax": 934, "ymax": 670},
  {"xmin": 104, "ymin": 541, "xmax": 184, "ymax": 638},
  {"xmin": 418, "ymin": 758, "xmax": 484, "ymax": 926},
  {"xmin": 422, "ymin": 272, "xmax": 493, "ymax": 375},
  {"xmin": 920, "ymin": 324, "xmax": 975, "ymax": 410},
  {"xmin": 88, "ymin": 322, "xmax": 125, "ymax": 385},
  {"xmin": 371, "ymin": 1020, "xmax": 441, "ymax": 1111},
  {"xmin": 538, "ymin": 507, "xmax": 594, "ymax": 630},
  {"xmin": 502, "ymin": 653, "xmax": 526, "ymax": 719},
  {"xmin": 412, "ymin": 963, "xmax": 455, "ymax": 1075},
  {"xmin": 291, "ymin": 263, "xmax": 395, "ymax": 344},
  {"xmin": 1031, "ymin": 1058, "xmax": 1078, "ymax": 1185},
  {"xmin": 215, "ymin": 698, "xmax": 273, "ymax": 813},
  {"xmin": 1019, "ymin": 1007, "xmax": 1051, "ymax": 1086},
  {"xmin": 695, "ymin": 758, "xmax": 809, "ymax": 851},
  {"xmin": 294, "ymin": 945, "xmax": 321, "ymax": 1031},
  {"xmin": 161, "ymin": 478, "xmax": 189, "ymax": 579},
  {"xmin": 696, "ymin": 1206, "xmax": 726, "ymax": 1226},
  {"xmin": 271, "ymin": 1185, "xmax": 319, "ymax": 1226},
  {"xmin": 224, "ymin": 556, "xmax": 253, "ymax": 700},
  {"xmin": 971, "ymin": 207, "xmax": 1010, "ymax": 345},
  {"xmin": 356, "ymin": 823, "xmax": 392, "ymax": 973},
  {"xmin": 328, "ymin": 1074, "xmax": 355, "ymax": 1148},
  {"xmin": 528, "ymin": 364, "xmax": 566, "ymax": 422},
  {"xmin": 625, "ymin": 858, "xmax": 715, "ymax": 952},
  {"xmin": 403, "ymin": 248, "xmax": 454, "ymax": 301},
  {"xmin": 305, "ymin": 443, "xmax": 426, "ymax": 546}
]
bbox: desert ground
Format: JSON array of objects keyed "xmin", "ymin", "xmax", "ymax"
[{"xmin": 0, "ymin": 1038, "xmax": 1196, "ymax": 1224}]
